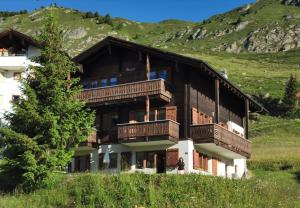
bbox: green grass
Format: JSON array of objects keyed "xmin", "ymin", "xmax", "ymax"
[
  {"xmin": 249, "ymin": 115, "xmax": 300, "ymax": 170},
  {"xmin": 0, "ymin": 173, "xmax": 299, "ymax": 208}
]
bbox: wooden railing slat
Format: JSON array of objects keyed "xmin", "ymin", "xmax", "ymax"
[{"xmin": 78, "ymin": 79, "xmax": 172, "ymax": 104}]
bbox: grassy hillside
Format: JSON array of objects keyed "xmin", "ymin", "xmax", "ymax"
[
  {"xmin": 0, "ymin": 173, "xmax": 299, "ymax": 208},
  {"xmin": 249, "ymin": 115, "xmax": 300, "ymax": 170}
]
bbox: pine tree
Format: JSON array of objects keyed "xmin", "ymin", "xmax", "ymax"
[
  {"xmin": 0, "ymin": 14, "xmax": 95, "ymax": 191},
  {"xmin": 104, "ymin": 14, "xmax": 113, "ymax": 26},
  {"xmin": 282, "ymin": 74, "xmax": 298, "ymax": 112}
]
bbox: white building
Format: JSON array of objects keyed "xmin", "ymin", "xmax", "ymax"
[{"xmin": 0, "ymin": 29, "xmax": 40, "ymax": 125}]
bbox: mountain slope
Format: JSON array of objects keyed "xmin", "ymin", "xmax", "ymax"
[
  {"xmin": 1, "ymin": 0, "xmax": 300, "ymax": 56},
  {"xmin": 166, "ymin": 0, "xmax": 300, "ymax": 53}
]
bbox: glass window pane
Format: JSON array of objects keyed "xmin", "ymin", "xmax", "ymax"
[
  {"xmin": 149, "ymin": 110, "xmax": 155, "ymax": 121},
  {"xmin": 99, "ymin": 153, "xmax": 105, "ymax": 170},
  {"xmin": 110, "ymin": 77, "xmax": 117, "ymax": 86},
  {"xmin": 91, "ymin": 80, "xmax": 98, "ymax": 88},
  {"xmin": 158, "ymin": 70, "xmax": 167, "ymax": 80},
  {"xmin": 136, "ymin": 152, "xmax": 144, "ymax": 169},
  {"xmin": 109, "ymin": 153, "xmax": 118, "ymax": 169},
  {"xmin": 121, "ymin": 152, "xmax": 132, "ymax": 171},
  {"xmin": 146, "ymin": 152, "xmax": 155, "ymax": 168},
  {"xmin": 82, "ymin": 82, "xmax": 89, "ymax": 89},
  {"xmin": 101, "ymin": 79, "xmax": 107, "ymax": 87},
  {"xmin": 136, "ymin": 111, "xmax": 145, "ymax": 122},
  {"xmin": 157, "ymin": 109, "xmax": 166, "ymax": 120},
  {"xmin": 150, "ymin": 71, "xmax": 156, "ymax": 80}
]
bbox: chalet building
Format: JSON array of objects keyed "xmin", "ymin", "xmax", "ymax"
[
  {"xmin": 70, "ymin": 37, "xmax": 264, "ymax": 178},
  {"xmin": 0, "ymin": 29, "xmax": 40, "ymax": 125}
]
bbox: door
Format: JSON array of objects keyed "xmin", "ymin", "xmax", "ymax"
[{"xmin": 156, "ymin": 151, "xmax": 166, "ymax": 173}]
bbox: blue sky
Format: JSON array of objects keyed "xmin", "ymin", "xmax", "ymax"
[{"xmin": 0, "ymin": 0, "xmax": 256, "ymax": 22}]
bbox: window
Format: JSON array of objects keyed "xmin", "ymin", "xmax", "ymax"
[
  {"xmin": 136, "ymin": 151, "xmax": 156, "ymax": 169},
  {"xmin": 158, "ymin": 70, "xmax": 167, "ymax": 80},
  {"xmin": 12, "ymin": 95, "xmax": 20, "ymax": 102},
  {"xmin": 13, "ymin": 72, "xmax": 22, "ymax": 80},
  {"xmin": 149, "ymin": 110, "xmax": 156, "ymax": 121},
  {"xmin": 136, "ymin": 111, "xmax": 145, "ymax": 122},
  {"xmin": 110, "ymin": 77, "xmax": 117, "ymax": 86},
  {"xmin": 102, "ymin": 112, "xmax": 119, "ymax": 131},
  {"xmin": 150, "ymin": 71, "xmax": 156, "ymax": 80},
  {"xmin": 82, "ymin": 82, "xmax": 89, "ymax": 89},
  {"xmin": 146, "ymin": 152, "xmax": 155, "ymax": 168},
  {"xmin": 136, "ymin": 152, "xmax": 145, "ymax": 169},
  {"xmin": 90, "ymin": 80, "xmax": 98, "ymax": 88},
  {"xmin": 157, "ymin": 109, "xmax": 166, "ymax": 120},
  {"xmin": 109, "ymin": 153, "xmax": 118, "ymax": 169},
  {"xmin": 101, "ymin": 79, "xmax": 108, "ymax": 87},
  {"xmin": 99, "ymin": 153, "xmax": 105, "ymax": 170},
  {"xmin": 121, "ymin": 152, "xmax": 132, "ymax": 171}
]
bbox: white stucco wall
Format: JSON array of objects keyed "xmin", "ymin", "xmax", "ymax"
[
  {"xmin": 72, "ymin": 140, "xmax": 247, "ymax": 179},
  {"xmin": 0, "ymin": 46, "xmax": 40, "ymax": 123}
]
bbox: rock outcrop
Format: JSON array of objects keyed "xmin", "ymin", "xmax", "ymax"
[{"xmin": 280, "ymin": 0, "xmax": 300, "ymax": 6}]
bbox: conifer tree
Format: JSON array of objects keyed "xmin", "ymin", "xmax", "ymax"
[
  {"xmin": 0, "ymin": 14, "xmax": 95, "ymax": 191},
  {"xmin": 282, "ymin": 74, "xmax": 298, "ymax": 112}
]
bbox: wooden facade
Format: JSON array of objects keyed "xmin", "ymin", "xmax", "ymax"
[{"xmin": 73, "ymin": 36, "xmax": 264, "ymax": 159}]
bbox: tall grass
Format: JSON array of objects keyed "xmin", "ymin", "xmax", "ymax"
[
  {"xmin": 249, "ymin": 115, "xmax": 300, "ymax": 170},
  {"xmin": 0, "ymin": 173, "xmax": 299, "ymax": 208}
]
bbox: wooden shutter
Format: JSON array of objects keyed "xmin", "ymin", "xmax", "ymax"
[
  {"xmin": 166, "ymin": 106, "xmax": 177, "ymax": 121},
  {"xmin": 199, "ymin": 152, "xmax": 203, "ymax": 170},
  {"xmin": 193, "ymin": 150, "xmax": 200, "ymax": 169},
  {"xmin": 204, "ymin": 155, "xmax": 208, "ymax": 171},
  {"xmin": 191, "ymin": 107, "xmax": 198, "ymax": 124},
  {"xmin": 166, "ymin": 149, "xmax": 179, "ymax": 167},
  {"xmin": 212, "ymin": 158, "xmax": 218, "ymax": 176}
]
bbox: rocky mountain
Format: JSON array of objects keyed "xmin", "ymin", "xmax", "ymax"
[
  {"xmin": 166, "ymin": 0, "xmax": 300, "ymax": 53},
  {"xmin": 0, "ymin": 0, "xmax": 299, "ymax": 55}
]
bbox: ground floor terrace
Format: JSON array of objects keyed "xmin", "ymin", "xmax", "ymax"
[{"xmin": 69, "ymin": 140, "xmax": 248, "ymax": 179}]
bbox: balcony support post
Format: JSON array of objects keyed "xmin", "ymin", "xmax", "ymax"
[
  {"xmin": 214, "ymin": 79, "xmax": 220, "ymax": 124},
  {"xmin": 244, "ymin": 99, "xmax": 249, "ymax": 139},
  {"xmin": 145, "ymin": 54, "xmax": 151, "ymax": 121},
  {"xmin": 184, "ymin": 84, "xmax": 191, "ymax": 138}
]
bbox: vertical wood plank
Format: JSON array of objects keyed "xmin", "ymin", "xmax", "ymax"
[
  {"xmin": 245, "ymin": 99, "xmax": 249, "ymax": 139},
  {"xmin": 214, "ymin": 79, "xmax": 220, "ymax": 124}
]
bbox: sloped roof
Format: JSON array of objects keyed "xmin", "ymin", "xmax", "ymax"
[
  {"xmin": 73, "ymin": 36, "xmax": 266, "ymax": 112},
  {"xmin": 0, "ymin": 29, "xmax": 39, "ymax": 48}
]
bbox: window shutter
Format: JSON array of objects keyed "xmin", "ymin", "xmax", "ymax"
[
  {"xmin": 193, "ymin": 150, "xmax": 200, "ymax": 169},
  {"xmin": 191, "ymin": 107, "xmax": 198, "ymax": 124},
  {"xmin": 166, "ymin": 106, "xmax": 177, "ymax": 121},
  {"xmin": 199, "ymin": 152, "xmax": 203, "ymax": 170},
  {"xmin": 212, "ymin": 158, "xmax": 218, "ymax": 176},
  {"xmin": 166, "ymin": 148, "xmax": 178, "ymax": 167}
]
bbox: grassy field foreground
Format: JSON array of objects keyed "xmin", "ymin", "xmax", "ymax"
[{"xmin": 0, "ymin": 172, "xmax": 299, "ymax": 208}]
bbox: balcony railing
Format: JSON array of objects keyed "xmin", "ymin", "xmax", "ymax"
[
  {"xmin": 86, "ymin": 128, "xmax": 97, "ymax": 143},
  {"xmin": 190, "ymin": 123, "xmax": 251, "ymax": 158},
  {"xmin": 78, "ymin": 79, "xmax": 172, "ymax": 105},
  {"xmin": 117, "ymin": 120, "xmax": 179, "ymax": 143}
]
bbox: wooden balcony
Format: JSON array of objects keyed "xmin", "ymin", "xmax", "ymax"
[
  {"xmin": 117, "ymin": 120, "xmax": 179, "ymax": 145},
  {"xmin": 190, "ymin": 123, "xmax": 251, "ymax": 158},
  {"xmin": 78, "ymin": 79, "xmax": 172, "ymax": 106}
]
